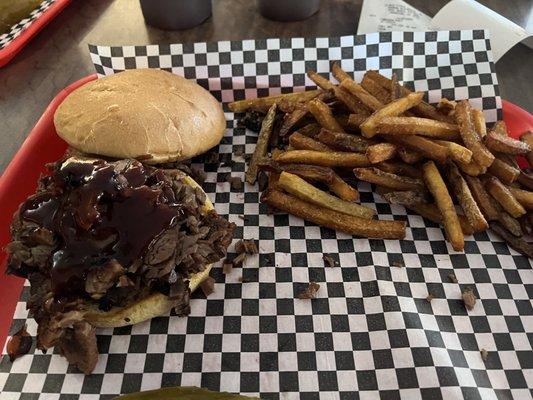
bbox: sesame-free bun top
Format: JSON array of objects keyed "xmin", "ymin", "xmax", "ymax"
[{"xmin": 54, "ymin": 69, "xmax": 226, "ymax": 164}]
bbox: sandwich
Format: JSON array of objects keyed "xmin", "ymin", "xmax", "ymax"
[{"xmin": 5, "ymin": 69, "xmax": 235, "ymax": 373}]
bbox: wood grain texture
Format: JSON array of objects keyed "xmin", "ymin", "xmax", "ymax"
[{"xmin": 0, "ymin": 0, "xmax": 531, "ymax": 172}]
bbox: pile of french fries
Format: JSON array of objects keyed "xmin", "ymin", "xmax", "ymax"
[{"xmin": 229, "ymin": 64, "xmax": 533, "ymax": 258}]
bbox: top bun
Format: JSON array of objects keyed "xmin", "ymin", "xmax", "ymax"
[{"xmin": 54, "ymin": 69, "xmax": 226, "ymax": 164}]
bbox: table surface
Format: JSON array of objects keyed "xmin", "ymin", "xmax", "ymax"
[{"xmin": 0, "ymin": 0, "xmax": 532, "ymax": 173}]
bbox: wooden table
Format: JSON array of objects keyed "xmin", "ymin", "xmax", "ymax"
[{"xmin": 0, "ymin": 0, "xmax": 531, "ymax": 172}]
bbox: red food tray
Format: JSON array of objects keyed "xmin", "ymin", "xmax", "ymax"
[
  {"xmin": 0, "ymin": 74, "xmax": 532, "ymax": 349},
  {"xmin": 0, "ymin": 0, "xmax": 71, "ymax": 68}
]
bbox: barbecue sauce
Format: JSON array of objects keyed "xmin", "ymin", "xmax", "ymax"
[{"xmin": 20, "ymin": 158, "xmax": 183, "ymax": 298}]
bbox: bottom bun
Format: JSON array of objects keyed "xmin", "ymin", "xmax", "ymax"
[{"xmin": 84, "ymin": 173, "xmax": 214, "ymax": 328}]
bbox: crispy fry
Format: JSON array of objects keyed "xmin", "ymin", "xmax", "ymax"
[
  {"xmin": 520, "ymin": 213, "xmax": 533, "ymax": 236},
  {"xmin": 456, "ymin": 158, "xmax": 487, "ymax": 176},
  {"xmin": 347, "ymin": 113, "xmax": 369, "ymax": 129},
  {"xmin": 490, "ymin": 121, "xmax": 509, "ymax": 136},
  {"xmin": 277, "ymin": 172, "xmax": 373, "ymax": 219},
  {"xmin": 487, "ymin": 158, "xmax": 520, "ymax": 184},
  {"xmin": 316, "ymin": 129, "xmax": 372, "ymax": 153},
  {"xmin": 279, "ymin": 106, "xmax": 308, "ymax": 137},
  {"xmin": 464, "ymin": 175, "xmax": 499, "ymax": 221},
  {"xmin": 375, "ymin": 117, "xmax": 461, "ymax": 140},
  {"xmin": 497, "ymin": 153, "xmax": 520, "ymax": 169},
  {"xmin": 507, "ymin": 186, "xmax": 533, "ymax": 210},
  {"xmin": 484, "ymin": 131, "xmax": 531, "ymax": 155},
  {"xmin": 434, "ymin": 140, "xmax": 472, "ymax": 164},
  {"xmin": 423, "ymin": 161, "xmax": 464, "ymax": 251},
  {"xmin": 387, "ymin": 135, "xmax": 449, "ymax": 164},
  {"xmin": 307, "ymin": 98, "xmax": 346, "ymax": 133},
  {"xmin": 447, "ymin": 163, "xmax": 488, "ymax": 232},
  {"xmin": 278, "ymin": 164, "xmax": 334, "ymax": 184},
  {"xmin": 307, "ymin": 70, "xmax": 335, "ymax": 90},
  {"xmin": 353, "ymin": 167, "xmax": 425, "ymax": 190},
  {"xmin": 261, "ymin": 188, "xmax": 406, "ymax": 239},
  {"xmin": 365, "ymin": 70, "xmax": 453, "ymax": 123},
  {"xmin": 520, "ymin": 131, "xmax": 533, "ymax": 167},
  {"xmin": 455, "ymin": 100, "xmax": 494, "ymax": 168},
  {"xmin": 360, "ymin": 92, "xmax": 424, "ymax": 138},
  {"xmin": 274, "ymin": 150, "xmax": 371, "ymax": 168},
  {"xmin": 472, "ymin": 109, "xmax": 487, "ymax": 138},
  {"xmin": 390, "ymin": 73, "xmax": 400, "ymax": 101},
  {"xmin": 366, "ymin": 143, "xmax": 397, "ymax": 164},
  {"xmin": 246, "ymin": 104, "xmax": 277, "ymax": 184},
  {"xmin": 377, "ymin": 161, "xmax": 423, "ymax": 179},
  {"xmin": 333, "ymin": 86, "xmax": 369, "ymax": 114},
  {"xmin": 381, "ymin": 190, "xmax": 430, "ymax": 206},
  {"xmin": 485, "ymin": 176, "xmax": 526, "ymax": 218},
  {"xmin": 331, "ymin": 62, "xmax": 352, "ymax": 83},
  {"xmin": 268, "ymin": 171, "xmax": 280, "ymax": 190},
  {"xmin": 361, "ymin": 75, "xmax": 391, "ymax": 104},
  {"xmin": 289, "ymin": 132, "xmax": 333, "ymax": 152},
  {"xmin": 437, "ymin": 98, "xmax": 456, "ymax": 115},
  {"xmin": 397, "ymin": 147, "xmax": 424, "ymax": 164},
  {"xmin": 405, "ymin": 203, "xmax": 474, "ymax": 236},
  {"xmin": 330, "ymin": 174, "xmax": 359, "ymax": 201},
  {"xmin": 294, "ymin": 123, "xmax": 321, "ymax": 138},
  {"xmin": 518, "ymin": 171, "xmax": 533, "ymax": 191},
  {"xmin": 490, "ymin": 222, "xmax": 533, "ymax": 258},
  {"xmin": 229, "ymin": 89, "xmax": 321, "ymax": 113},
  {"xmin": 340, "ymin": 79, "xmax": 384, "ymax": 111}
]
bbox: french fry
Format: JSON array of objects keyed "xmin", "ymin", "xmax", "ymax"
[
  {"xmin": 360, "ymin": 92, "xmax": 425, "ymax": 137},
  {"xmin": 261, "ymin": 188, "xmax": 406, "ymax": 239},
  {"xmin": 307, "ymin": 70, "xmax": 335, "ymax": 90},
  {"xmin": 268, "ymin": 171, "xmax": 281, "ymax": 190},
  {"xmin": 447, "ymin": 163, "xmax": 488, "ymax": 232},
  {"xmin": 455, "ymin": 100, "xmax": 494, "ymax": 168},
  {"xmin": 387, "ymin": 135, "xmax": 449, "ymax": 164},
  {"xmin": 375, "ymin": 117, "xmax": 461, "ymax": 140},
  {"xmin": 274, "ymin": 150, "xmax": 371, "ymax": 168},
  {"xmin": 434, "ymin": 140, "xmax": 473, "ymax": 164},
  {"xmin": 423, "ymin": 161, "xmax": 464, "ymax": 251},
  {"xmin": 316, "ymin": 129, "xmax": 372, "ymax": 153},
  {"xmin": 472, "ymin": 109, "xmax": 487, "ymax": 138},
  {"xmin": 377, "ymin": 161, "xmax": 423, "ymax": 179},
  {"xmin": 289, "ymin": 132, "xmax": 333, "ymax": 152},
  {"xmin": 333, "ymin": 86, "xmax": 369, "ymax": 114},
  {"xmin": 518, "ymin": 171, "xmax": 533, "ymax": 191},
  {"xmin": 464, "ymin": 175, "xmax": 499, "ymax": 221},
  {"xmin": 484, "ymin": 131, "xmax": 531, "ymax": 155},
  {"xmin": 380, "ymin": 190, "xmax": 430, "ymax": 206},
  {"xmin": 259, "ymin": 162, "xmax": 335, "ymax": 186},
  {"xmin": 347, "ymin": 113, "xmax": 369, "ymax": 129},
  {"xmin": 496, "ymin": 208, "xmax": 523, "ymax": 237},
  {"xmin": 339, "ymin": 79, "xmax": 384, "ymax": 111},
  {"xmin": 277, "ymin": 172, "xmax": 373, "ymax": 219},
  {"xmin": 353, "ymin": 167, "xmax": 425, "ymax": 190},
  {"xmin": 331, "ymin": 61, "xmax": 352, "ymax": 83},
  {"xmin": 330, "ymin": 174, "xmax": 359, "ymax": 202},
  {"xmin": 437, "ymin": 98, "xmax": 456, "ymax": 115},
  {"xmin": 361, "ymin": 75, "xmax": 391, "ymax": 104},
  {"xmin": 390, "ymin": 73, "xmax": 400, "ymax": 101},
  {"xmin": 456, "ymin": 158, "xmax": 487, "ymax": 176},
  {"xmin": 520, "ymin": 131, "xmax": 533, "ymax": 166},
  {"xmin": 293, "ymin": 123, "xmax": 321, "ymax": 138},
  {"xmin": 365, "ymin": 70, "xmax": 454, "ymax": 123},
  {"xmin": 279, "ymin": 106, "xmax": 308, "ymax": 137},
  {"xmin": 519, "ymin": 213, "xmax": 533, "ymax": 236},
  {"xmin": 405, "ymin": 203, "xmax": 474, "ymax": 236},
  {"xmin": 485, "ymin": 176, "xmax": 526, "ymax": 218},
  {"xmin": 397, "ymin": 147, "xmax": 424, "ymax": 164},
  {"xmin": 366, "ymin": 143, "xmax": 397, "ymax": 164},
  {"xmin": 307, "ymin": 98, "xmax": 346, "ymax": 133},
  {"xmin": 487, "ymin": 158, "xmax": 520, "ymax": 184},
  {"xmin": 507, "ymin": 186, "xmax": 533, "ymax": 210},
  {"xmin": 246, "ymin": 104, "xmax": 277, "ymax": 184},
  {"xmin": 497, "ymin": 153, "xmax": 520, "ymax": 169},
  {"xmin": 490, "ymin": 121, "xmax": 509, "ymax": 136},
  {"xmin": 490, "ymin": 222, "xmax": 533, "ymax": 258},
  {"xmin": 229, "ymin": 89, "xmax": 321, "ymax": 113}
]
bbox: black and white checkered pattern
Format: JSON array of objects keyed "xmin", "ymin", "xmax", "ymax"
[
  {"xmin": 0, "ymin": 0, "xmax": 55, "ymax": 50},
  {"xmin": 1, "ymin": 31, "xmax": 530, "ymax": 399}
]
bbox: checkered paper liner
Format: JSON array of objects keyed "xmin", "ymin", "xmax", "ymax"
[
  {"xmin": 1, "ymin": 31, "xmax": 531, "ymax": 399},
  {"xmin": 0, "ymin": 0, "xmax": 55, "ymax": 50}
]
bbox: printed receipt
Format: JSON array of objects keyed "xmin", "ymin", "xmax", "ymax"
[{"xmin": 357, "ymin": 0, "xmax": 431, "ymax": 35}]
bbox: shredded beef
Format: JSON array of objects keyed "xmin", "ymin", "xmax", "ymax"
[{"xmin": 6, "ymin": 157, "xmax": 235, "ymax": 373}]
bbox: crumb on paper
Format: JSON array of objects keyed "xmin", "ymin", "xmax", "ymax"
[
  {"xmin": 323, "ymin": 254, "xmax": 339, "ymax": 268},
  {"xmin": 238, "ymin": 276, "xmax": 250, "ymax": 283},
  {"xmin": 426, "ymin": 293, "xmax": 435, "ymax": 302},
  {"xmin": 200, "ymin": 276, "xmax": 215, "ymax": 297},
  {"xmin": 232, "ymin": 252, "xmax": 247, "ymax": 268},
  {"xmin": 480, "ymin": 348, "xmax": 489, "ymax": 361},
  {"xmin": 7, "ymin": 324, "xmax": 32, "ymax": 362},
  {"xmin": 238, "ymin": 215, "xmax": 249, "ymax": 222},
  {"xmin": 262, "ymin": 254, "xmax": 273, "ymax": 267},
  {"xmin": 392, "ymin": 260, "xmax": 405, "ymax": 268},
  {"xmin": 204, "ymin": 151, "xmax": 220, "ymax": 164},
  {"xmin": 222, "ymin": 259, "xmax": 233, "ymax": 274},
  {"xmin": 227, "ymin": 176, "xmax": 244, "ymax": 190},
  {"xmin": 298, "ymin": 282, "xmax": 320, "ymax": 299},
  {"xmin": 234, "ymin": 147, "xmax": 245, "ymax": 158},
  {"xmin": 462, "ymin": 287, "xmax": 477, "ymax": 311},
  {"xmin": 235, "ymin": 239, "xmax": 258, "ymax": 255},
  {"xmin": 448, "ymin": 273, "xmax": 458, "ymax": 283}
]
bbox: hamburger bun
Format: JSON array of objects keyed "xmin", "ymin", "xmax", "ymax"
[
  {"xmin": 84, "ymin": 174, "xmax": 215, "ymax": 328},
  {"xmin": 54, "ymin": 69, "xmax": 226, "ymax": 164}
]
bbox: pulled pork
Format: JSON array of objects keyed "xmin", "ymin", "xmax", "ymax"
[{"xmin": 6, "ymin": 157, "xmax": 235, "ymax": 373}]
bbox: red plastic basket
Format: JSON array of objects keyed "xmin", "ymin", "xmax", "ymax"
[
  {"xmin": 0, "ymin": 75, "xmax": 531, "ymax": 349},
  {"xmin": 0, "ymin": 0, "xmax": 71, "ymax": 68}
]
